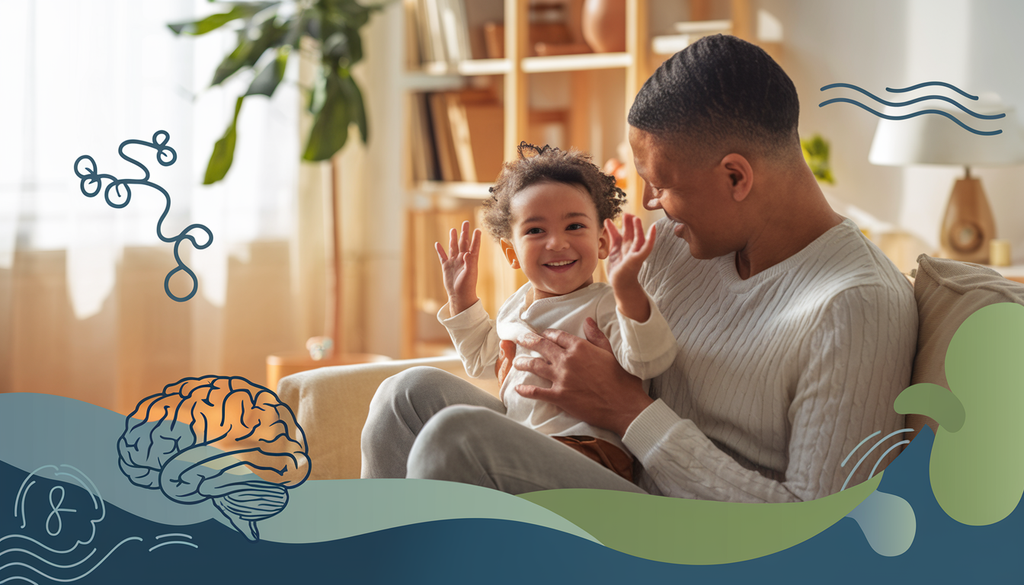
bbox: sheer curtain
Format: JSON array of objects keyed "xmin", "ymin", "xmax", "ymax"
[{"xmin": 0, "ymin": 0, "xmax": 320, "ymax": 413}]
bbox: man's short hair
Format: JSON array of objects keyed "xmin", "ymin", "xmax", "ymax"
[{"xmin": 628, "ymin": 34, "xmax": 800, "ymax": 159}]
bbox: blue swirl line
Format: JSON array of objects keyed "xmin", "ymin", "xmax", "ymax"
[
  {"xmin": 869, "ymin": 440, "xmax": 911, "ymax": 479},
  {"xmin": 73, "ymin": 130, "xmax": 213, "ymax": 302},
  {"xmin": 1, "ymin": 576, "xmax": 39, "ymax": 585},
  {"xmin": 154, "ymin": 533, "xmax": 192, "ymax": 540},
  {"xmin": 0, "ymin": 537, "xmax": 141, "ymax": 583},
  {"xmin": 16, "ymin": 482, "xmax": 34, "ymax": 530},
  {"xmin": 818, "ymin": 98, "xmax": 1003, "ymax": 136},
  {"xmin": 886, "ymin": 81, "xmax": 978, "ymax": 99},
  {"xmin": 841, "ymin": 430, "xmax": 880, "ymax": 467},
  {"xmin": 148, "ymin": 541, "xmax": 199, "ymax": 552},
  {"xmin": 819, "ymin": 83, "xmax": 1003, "ymax": 119},
  {"xmin": 842, "ymin": 428, "xmax": 914, "ymax": 491},
  {"xmin": 0, "ymin": 547, "xmax": 96, "ymax": 569}
]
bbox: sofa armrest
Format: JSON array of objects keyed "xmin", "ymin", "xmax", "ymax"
[{"xmin": 277, "ymin": 356, "xmax": 500, "ymax": 480}]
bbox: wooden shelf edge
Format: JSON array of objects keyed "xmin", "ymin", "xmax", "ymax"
[{"xmin": 522, "ymin": 52, "xmax": 632, "ymax": 73}]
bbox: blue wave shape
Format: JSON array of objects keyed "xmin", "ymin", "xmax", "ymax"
[
  {"xmin": 886, "ymin": 81, "xmax": 978, "ymax": 100},
  {"xmin": 819, "ymin": 83, "xmax": 1004, "ymax": 120},
  {"xmin": 817, "ymin": 98, "xmax": 1003, "ymax": 136}
]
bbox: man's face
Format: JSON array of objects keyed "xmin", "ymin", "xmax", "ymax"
[
  {"xmin": 629, "ymin": 127, "xmax": 736, "ymax": 260},
  {"xmin": 503, "ymin": 181, "xmax": 609, "ymax": 300}
]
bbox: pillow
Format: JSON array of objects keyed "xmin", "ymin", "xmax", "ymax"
[{"xmin": 912, "ymin": 254, "xmax": 1024, "ymax": 388}]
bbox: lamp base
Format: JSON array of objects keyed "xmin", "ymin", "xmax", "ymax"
[{"xmin": 938, "ymin": 176, "xmax": 996, "ymax": 264}]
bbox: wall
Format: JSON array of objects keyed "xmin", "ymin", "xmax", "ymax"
[{"xmin": 768, "ymin": 0, "xmax": 1024, "ymax": 263}]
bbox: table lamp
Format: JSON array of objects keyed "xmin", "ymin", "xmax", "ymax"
[{"xmin": 868, "ymin": 93, "xmax": 1024, "ymax": 263}]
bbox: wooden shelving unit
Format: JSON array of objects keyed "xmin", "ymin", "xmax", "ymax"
[{"xmin": 400, "ymin": 0, "xmax": 762, "ymax": 358}]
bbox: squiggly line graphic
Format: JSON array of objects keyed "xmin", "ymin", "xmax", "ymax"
[
  {"xmin": 817, "ymin": 99, "xmax": 1003, "ymax": 136},
  {"xmin": 820, "ymin": 83, "xmax": 1004, "ymax": 120},
  {"xmin": 886, "ymin": 81, "xmax": 978, "ymax": 99},
  {"xmin": 73, "ymin": 131, "xmax": 213, "ymax": 302},
  {"xmin": 841, "ymin": 428, "xmax": 914, "ymax": 491},
  {"xmin": 148, "ymin": 541, "xmax": 198, "ymax": 552},
  {"xmin": 0, "ymin": 537, "xmax": 141, "ymax": 583}
]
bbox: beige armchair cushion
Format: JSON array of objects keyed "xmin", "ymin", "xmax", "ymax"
[
  {"xmin": 909, "ymin": 254, "xmax": 1024, "ymax": 435},
  {"xmin": 277, "ymin": 356, "xmax": 499, "ymax": 481}
]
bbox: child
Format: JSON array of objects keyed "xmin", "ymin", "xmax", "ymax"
[{"xmin": 434, "ymin": 142, "xmax": 677, "ymax": 482}]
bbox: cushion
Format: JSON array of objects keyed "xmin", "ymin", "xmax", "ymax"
[{"xmin": 912, "ymin": 254, "xmax": 1024, "ymax": 388}]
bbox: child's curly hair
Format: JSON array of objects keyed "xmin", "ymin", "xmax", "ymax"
[{"xmin": 482, "ymin": 142, "xmax": 627, "ymax": 241}]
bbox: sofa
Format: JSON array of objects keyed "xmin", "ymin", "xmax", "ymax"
[{"xmin": 277, "ymin": 255, "xmax": 1024, "ymax": 481}]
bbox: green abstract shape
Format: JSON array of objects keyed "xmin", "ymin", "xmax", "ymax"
[
  {"xmin": 845, "ymin": 490, "xmax": 916, "ymax": 556},
  {"xmin": 518, "ymin": 473, "xmax": 881, "ymax": 565},
  {"xmin": 894, "ymin": 383, "xmax": 965, "ymax": 432},
  {"xmin": 895, "ymin": 302, "xmax": 1024, "ymax": 526}
]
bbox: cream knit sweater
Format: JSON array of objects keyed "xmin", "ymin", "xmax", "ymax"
[{"xmin": 624, "ymin": 218, "xmax": 917, "ymax": 502}]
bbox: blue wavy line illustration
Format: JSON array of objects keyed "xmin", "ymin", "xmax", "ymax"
[
  {"xmin": 820, "ymin": 83, "xmax": 1004, "ymax": 120},
  {"xmin": 148, "ymin": 541, "xmax": 199, "ymax": 552},
  {"xmin": 73, "ymin": 130, "xmax": 213, "ymax": 302},
  {"xmin": 1, "ymin": 576, "xmax": 39, "ymax": 585},
  {"xmin": 0, "ymin": 537, "xmax": 141, "ymax": 583},
  {"xmin": 886, "ymin": 81, "xmax": 978, "ymax": 99},
  {"xmin": 842, "ymin": 428, "xmax": 914, "ymax": 491},
  {"xmin": 0, "ymin": 547, "xmax": 96, "ymax": 570},
  {"xmin": 817, "ymin": 98, "xmax": 1003, "ymax": 136}
]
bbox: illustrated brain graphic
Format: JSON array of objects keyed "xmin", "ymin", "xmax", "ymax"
[{"xmin": 117, "ymin": 375, "xmax": 310, "ymax": 540}]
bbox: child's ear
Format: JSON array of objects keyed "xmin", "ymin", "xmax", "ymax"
[
  {"xmin": 597, "ymin": 225, "xmax": 610, "ymax": 260},
  {"xmin": 500, "ymin": 239, "xmax": 520, "ymax": 269}
]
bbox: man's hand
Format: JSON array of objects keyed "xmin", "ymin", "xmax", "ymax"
[
  {"xmin": 435, "ymin": 221, "xmax": 482, "ymax": 316},
  {"xmin": 496, "ymin": 339, "xmax": 515, "ymax": 385},
  {"xmin": 605, "ymin": 214, "xmax": 656, "ymax": 323},
  {"xmin": 513, "ymin": 318, "xmax": 654, "ymax": 437}
]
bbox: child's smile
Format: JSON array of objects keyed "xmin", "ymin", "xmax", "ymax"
[{"xmin": 502, "ymin": 181, "xmax": 610, "ymax": 301}]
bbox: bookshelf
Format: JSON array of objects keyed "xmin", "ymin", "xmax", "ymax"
[{"xmin": 400, "ymin": 0, "xmax": 764, "ymax": 358}]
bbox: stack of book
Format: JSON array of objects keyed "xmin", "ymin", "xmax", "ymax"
[{"xmin": 408, "ymin": 89, "xmax": 504, "ymax": 184}]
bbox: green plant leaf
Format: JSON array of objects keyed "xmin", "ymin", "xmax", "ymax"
[
  {"xmin": 245, "ymin": 46, "xmax": 290, "ymax": 97},
  {"xmin": 338, "ymin": 71, "xmax": 368, "ymax": 144},
  {"xmin": 211, "ymin": 16, "xmax": 290, "ymax": 86},
  {"xmin": 302, "ymin": 71, "xmax": 350, "ymax": 161},
  {"xmin": 204, "ymin": 96, "xmax": 245, "ymax": 184},
  {"xmin": 168, "ymin": 2, "xmax": 279, "ymax": 35}
]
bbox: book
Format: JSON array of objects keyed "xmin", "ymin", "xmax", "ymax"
[
  {"xmin": 445, "ymin": 91, "xmax": 504, "ymax": 183},
  {"xmin": 427, "ymin": 92, "xmax": 461, "ymax": 182}
]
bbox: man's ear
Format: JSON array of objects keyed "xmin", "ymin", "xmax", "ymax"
[
  {"xmin": 720, "ymin": 153, "xmax": 753, "ymax": 202},
  {"xmin": 500, "ymin": 239, "xmax": 520, "ymax": 269},
  {"xmin": 597, "ymin": 225, "xmax": 610, "ymax": 260}
]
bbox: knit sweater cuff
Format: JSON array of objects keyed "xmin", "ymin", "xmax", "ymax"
[{"xmin": 622, "ymin": 398, "xmax": 682, "ymax": 462}]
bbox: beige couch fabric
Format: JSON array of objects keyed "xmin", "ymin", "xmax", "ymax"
[{"xmin": 277, "ymin": 356, "xmax": 499, "ymax": 480}]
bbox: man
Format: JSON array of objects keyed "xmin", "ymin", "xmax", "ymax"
[{"xmin": 361, "ymin": 35, "xmax": 917, "ymax": 502}]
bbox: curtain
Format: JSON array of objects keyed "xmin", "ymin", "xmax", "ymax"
[{"xmin": 0, "ymin": 0, "xmax": 327, "ymax": 414}]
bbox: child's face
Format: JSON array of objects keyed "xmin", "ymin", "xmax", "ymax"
[{"xmin": 502, "ymin": 181, "xmax": 609, "ymax": 301}]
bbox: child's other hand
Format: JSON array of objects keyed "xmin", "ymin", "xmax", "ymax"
[
  {"xmin": 605, "ymin": 213, "xmax": 656, "ymax": 292},
  {"xmin": 435, "ymin": 221, "xmax": 482, "ymax": 316}
]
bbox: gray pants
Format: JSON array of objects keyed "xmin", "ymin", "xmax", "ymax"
[{"xmin": 360, "ymin": 366, "xmax": 647, "ymax": 495}]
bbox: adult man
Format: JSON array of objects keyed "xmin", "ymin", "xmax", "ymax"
[{"xmin": 361, "ymin": 35, "xmax": 917, "ymax": 502}]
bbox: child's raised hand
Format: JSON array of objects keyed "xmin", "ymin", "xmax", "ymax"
[
  {"xmin": 605, "ymin": 213, "xmax": 657, "ymax": 293},
  {"xmin": 435, "ymin": 221, "xmax": 482, "ymax": 316}
]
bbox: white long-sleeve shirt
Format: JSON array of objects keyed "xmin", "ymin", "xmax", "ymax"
[
  {"xmin": 625, "ymin": 218, "xmax": 918, "ymax": 502},
  {"xmin": 439, "ymin": 282, "xmax": 677, "ymax": 453}
]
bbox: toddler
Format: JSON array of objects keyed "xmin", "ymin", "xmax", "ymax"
[{"xmin": 435, "ymin": 142, "xmax": 676, "ymax": 481}]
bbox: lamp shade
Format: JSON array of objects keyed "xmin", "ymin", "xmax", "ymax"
[{"xmin": 868, "ymin": 93, "xmax": 1024, "ymax": 167}]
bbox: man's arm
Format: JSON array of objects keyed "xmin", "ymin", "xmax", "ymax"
[{"xmin": 516, "ymin": 285, "xmax": 917, "ymax": 502}]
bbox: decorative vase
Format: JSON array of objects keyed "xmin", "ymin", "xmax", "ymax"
[{"xmin": 581, "ymin": 0, "xmax": 626, "ymax": 53}]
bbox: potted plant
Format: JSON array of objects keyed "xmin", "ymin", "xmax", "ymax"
[{"xmin": 169, "ymin": 0, "xmax": 387, "ymax": 374}]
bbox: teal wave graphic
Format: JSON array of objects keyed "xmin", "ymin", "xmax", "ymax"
[{"xmin": 0, "ymin": 393, "xmax": 596, "ymax": 546}]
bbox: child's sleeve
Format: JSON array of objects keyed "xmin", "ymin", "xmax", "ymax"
[
  {"xmin": 437, "ymin": 300, "xmax": 499, "ymax": 379},
  {"xmin": 596, "ymin": 288, "xmax": 677, "ymax": 383}
]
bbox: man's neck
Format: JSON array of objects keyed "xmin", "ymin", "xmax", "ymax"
[{"xmin": 733, "ymin": 173, "xmax": 843, "ymax": 280}]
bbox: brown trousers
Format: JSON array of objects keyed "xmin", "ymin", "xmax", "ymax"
[{"xmin": 552, "ymin": 435, "xmax": 634, "ymax": 483}]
